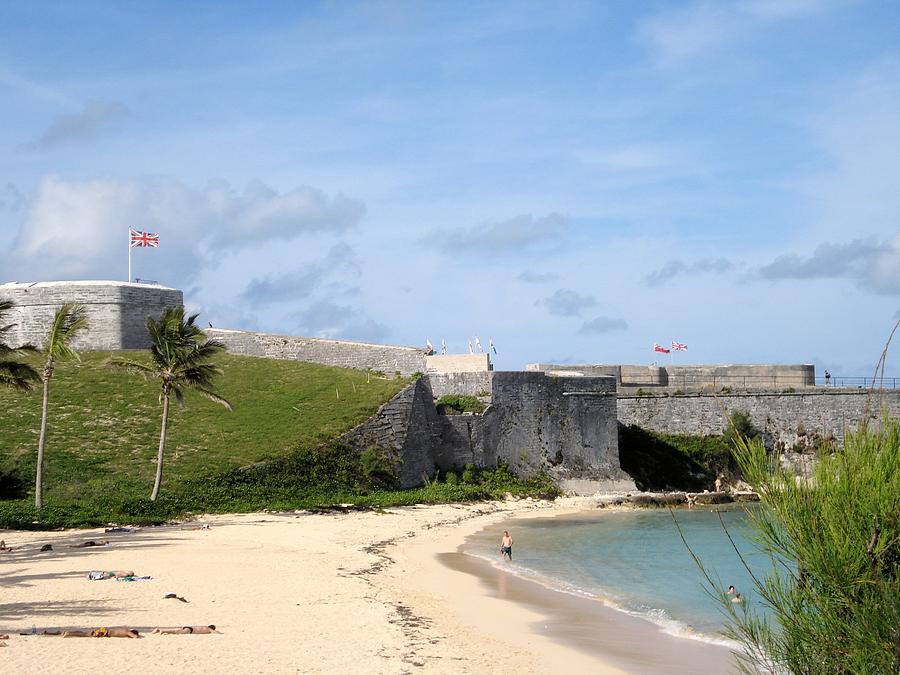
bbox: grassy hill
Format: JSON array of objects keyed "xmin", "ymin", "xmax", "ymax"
[
  {"xmin": 0, "ymin": 352, "xmax": 559, "ymax": 528},
  {"xmin": 0, "ymin": 352, "xmax": 407, "ymax": 523}
]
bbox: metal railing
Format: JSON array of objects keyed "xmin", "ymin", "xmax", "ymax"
[{"xmin": 620, "ymin": 374, "xmax": 899, "ymax": 390}]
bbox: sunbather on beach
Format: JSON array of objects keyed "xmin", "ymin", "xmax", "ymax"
[
  {"xmin": 88, "ymin": 570, "xmax": 136, "ymax": 580},
  {"xmin": 152, "ymin": 625, "xmax": 220, "ymax": 634},
  {"xmin": 63, "ymin": 627, "xmax": 140, "ymax": 638},
  {"xmin": 0, "ymin": 540, "xmax": 13, "ymax": 552},
  {"xmin": 70, "ymin": 539, "xmax": 109, "ymax": 548}
]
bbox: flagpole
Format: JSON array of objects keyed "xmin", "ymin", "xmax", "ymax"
[{"xmin": 127, "ymin": 229, "xmax": 131, "ymax": 283}]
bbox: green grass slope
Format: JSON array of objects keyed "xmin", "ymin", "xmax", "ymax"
[{"xmin": 0, "ymin": 352, "xmax": 406, "ymax": 522}]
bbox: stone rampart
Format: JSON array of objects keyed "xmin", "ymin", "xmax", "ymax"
[
  {"xmin": 528, "ymin": 362, "xmax": 816, "ymax": 390},
  {"xmin": 489, "ymin": 372, "xmax": 628, "ymax": 481},
  {"xmin": 617, "ymin": 390, "xmax": 900, "ymax": 449},
  {"xmin": 207, "ymin": 328, "xmax": 427, "ymax": 376},
  {"xmin": 425, "ymin": 353, "xmax": 491, "ymax": 373},
  {"xmin": 0, "ymin": 280, "xmax": 183, "ymax": 351},
  {"xmin": 427, "ymin": 371, "xmax": 495, "ymax": 398},
  {"xmin": 341, "ymin": 371, "xmax": 631, "ymax": 487}
]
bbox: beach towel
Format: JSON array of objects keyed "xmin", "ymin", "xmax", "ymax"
[{"xmin": 115, "ymin": 575, "xmax": 152, "ymax": 582}]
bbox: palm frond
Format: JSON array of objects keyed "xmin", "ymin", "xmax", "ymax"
[
  {"xmin": 194, "ymin": 386, "xmax": 233, "ymax": 411},
  {"xmin": 0, "ymin": 360, "xmax": 40, "ymax": 391},
  {"xmin": 107, "ymin": 358, "xmax": 157, "ymax": 380},
  {"xmin": 46, "ymin": 304, "xmax": 89, "ymax": 361}
]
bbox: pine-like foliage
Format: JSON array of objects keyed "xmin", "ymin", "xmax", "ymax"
[{"xmin": 723, "ymin": 419, "xmax": 900, "ymax": 674}]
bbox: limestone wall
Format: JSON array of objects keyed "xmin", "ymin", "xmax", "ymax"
[
  {"xmin": 528, "ymin": 362, "xmax": 816, "ymax": 390},
  {"xmin": 427, "ymin": 371, "xmax": 495, "ymax": 398},
  {"xmin": 617, "ymin": 390, "xmax": 900, "ymax": 449},
  {"xmin": 341, "ymin": 371, "xmax": 629, "ymax": 487},
  {"xmin": 207, "ymin": 328, "xmax": 427, "ymax": 376},
  {"xmin": 339, "ymin": 378, "xmax": 441, "ymax": 488},
  {"xmin": 489, "ymin": 372, "xmax": 627, "ymax": 481},
  {"xmin": 425, "ymin": 353, "xmax": 491, "ymax": 373},
  {"xmin": 0, "ymin": 280, "xmax": 183, "ymax": 351}
]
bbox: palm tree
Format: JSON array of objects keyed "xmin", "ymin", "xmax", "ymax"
[
  {"xmin": 0, "ymin": 299, "xmax": 39, "ymax": 391},
  {"xmin": 35, "ymin": 304, "xmax": 89, "ymax": 508},
  {"xmin": 109, "ymin": 308, "xmax": 232, "ymax": 501}
]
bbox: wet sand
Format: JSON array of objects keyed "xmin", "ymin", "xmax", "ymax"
[{"xmin": 439, "ymin": 550, "xmax": 737, "ymax": 674}]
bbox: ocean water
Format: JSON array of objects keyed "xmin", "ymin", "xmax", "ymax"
[{"xmin": 464, "ymin": 507, "xmax": 769, "ymax": 644}]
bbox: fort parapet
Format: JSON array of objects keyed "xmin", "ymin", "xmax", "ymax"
[
  {"xmin": 527, "ymin": 363, "xmax": 816, "ymax": 391},
  {"xmin": 206, "ymin": 328, "xmax": 428, "ymax": 377},
  {"xmin": 0, "ymin": 280, "xmax": 183, "ymax": 351}
]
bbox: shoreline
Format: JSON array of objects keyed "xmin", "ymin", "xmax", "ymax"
[
  {"xmin": 0, "ymin": 499, "xmax": 738, "ymax": 673},
  {"xmin": 434, "ymin": 504, "xmax": 739, "ymax": 673}
]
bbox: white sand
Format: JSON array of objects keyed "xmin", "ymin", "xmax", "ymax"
[
  {"xmin": 0, "ymin": 500, "xmax": 729, "ymax": 673},
  {"xmin": 0, "ymin": 501, "xmax": 620, "ymax": 673}
]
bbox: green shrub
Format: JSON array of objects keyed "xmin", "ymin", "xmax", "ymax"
[
  {"xmin": 711, "ymin": 418, "xmax": 900, "ymax": 673},
  {"xmin": 723, "ymin": 410, "xmax": 759, "ymax": 449},
  {"xmin": 359, "ymin": 445, "xmax": 400, "ymax": 490},
  {"xmin": 445, "ymin": 471, "xmax": 458, "ymax": 485},
  {"xmin": 619, "ymin": 424, "xmax": 737, "ymax": 491},
  {"xmin": 462, "ymin": 463, "xmax": 478, "ymax": 484},
  {"xmin": 435, "ymin": 394, "xmax": 486, "ymax": 414}
]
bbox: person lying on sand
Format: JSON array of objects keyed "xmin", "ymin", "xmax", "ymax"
[
  {"xmin": 181, "ymin": 523, "xmax": 211, "ymax": 531},
  {"xmin": 152, "ymin": 625, "xmax": 220, "ymax": 634},
  {"xmin": 63, "ymin": 628, "xmax": 140, "ymax": 638},
  {"xmin": 0, "ymin": 540, "xmax": 14, "ymax": 552},
  {"xmin": 163, "ymin": 593, "xmax": 189, "ymax": 603},
  {"xmin": 88, "ymin": 570, "xmax": 135, "ymax": 580},
  {"xmin": 70, "ymin": 539, "xmax": 109, "ymax": 548}
]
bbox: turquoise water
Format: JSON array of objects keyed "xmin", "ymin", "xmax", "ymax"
[{"xmin": 465, "ymin": 507, "xmax": 769, "ymax": 643}]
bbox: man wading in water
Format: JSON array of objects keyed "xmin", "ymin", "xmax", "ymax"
[{"xmin": 500, "ymin": 530, "xmax": 514, "ymax": 561}]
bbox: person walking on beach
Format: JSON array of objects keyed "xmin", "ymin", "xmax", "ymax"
[{"xmin": 500, "ymin": 530, "xmax": 513, "ymax": 561}]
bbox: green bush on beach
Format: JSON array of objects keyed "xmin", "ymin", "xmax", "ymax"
[{"xmin": 698, "ymin": 417, "xmax": 900, "ymax": 674}]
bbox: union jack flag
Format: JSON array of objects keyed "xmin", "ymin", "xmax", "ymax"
[
  {"xmin": 653, "ymin": 343, "xmax": 671, "ymax": 354},
  {"xmin": 129, "ymin": 229, "xmax": 159, "ymax": 248},
  {"xmin": 671, "ymin": 341, "xmax": 688, "ymax": 351}
]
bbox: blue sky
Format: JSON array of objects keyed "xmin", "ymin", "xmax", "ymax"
[{"xmin": 1, "ymin": 1, "xmax": 899, "ymax": 375}]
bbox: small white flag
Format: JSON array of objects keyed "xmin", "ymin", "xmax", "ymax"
[
  {"xmin": 468, "ymin": 340, "xmax": 474, "ymax": 354},
  {"xmin": 426, "ymin": 338, "xmax": 434, "ymax": 352},
  {"xmin": 475, "ymin": 336, "xmax": 483, "ymax": 353},
  {"xmin": 489, "ymin": 338, "xmax": 497, "ymax": 355}
]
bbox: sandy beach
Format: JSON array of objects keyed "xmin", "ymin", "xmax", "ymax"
[{"xmin": 1, "ymin": 500, "xmax": 735, "ymax": 674}]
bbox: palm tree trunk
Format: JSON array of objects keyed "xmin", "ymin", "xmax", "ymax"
[
  {"xmin": 150, "ymin": 392, "xmax": 170, "ymax": 502},
  {"xmin": 35, "ymin": 376, "xmax": 50, "ymax": 509}
]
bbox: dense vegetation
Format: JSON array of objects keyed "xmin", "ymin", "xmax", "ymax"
[
  {"xmin": 619, "ymin": 411, "xmax": 759, "ymax": 491},
  {"xmin": 434, "ymin": 394, "xmax": 486, "ymax": 414},
  {"xmin": 703, "ymin": 417, "xmax": 900, "ymax": 674}
]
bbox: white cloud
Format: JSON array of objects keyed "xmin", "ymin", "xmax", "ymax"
[
  {"xmin": 755, "ymin": 235, "xmax": 900, "ymax": 295},
  {"xmin": 536, "ymin": 289, "xmax": 598, "ymax": 317},
  {"xmin": 2, "ymin": 175, "xmax": 365, "ymax": 284},
  {"xmin": 637, "ymin": 0, "xmax": 831, "ymax": 66},
  {"xmin": 31, "ymin": 101, "xmax": 129, "ymax": 148},
  {"xmin": 431, "ymin": 213, "xmax": 568, "ymax": 255}
]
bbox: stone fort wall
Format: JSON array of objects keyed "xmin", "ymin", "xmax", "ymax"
[
  {"xmin": 528, "ymin": 363, "xmax": 816, "ymax": 390},
  {"xmin": 207, "ymin": 328, "xmax": 428, "ymax": 377},
  {"xmin": 0, "ymin": 281, "xmax": 183, "ymax": 351},
  {"xmin": 617, "ymin": 389, "xmax": 900, "ymax": 450},
  {"xmin": 341, "ymin": 372, "xmax": 632, "ymax": 489}
]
